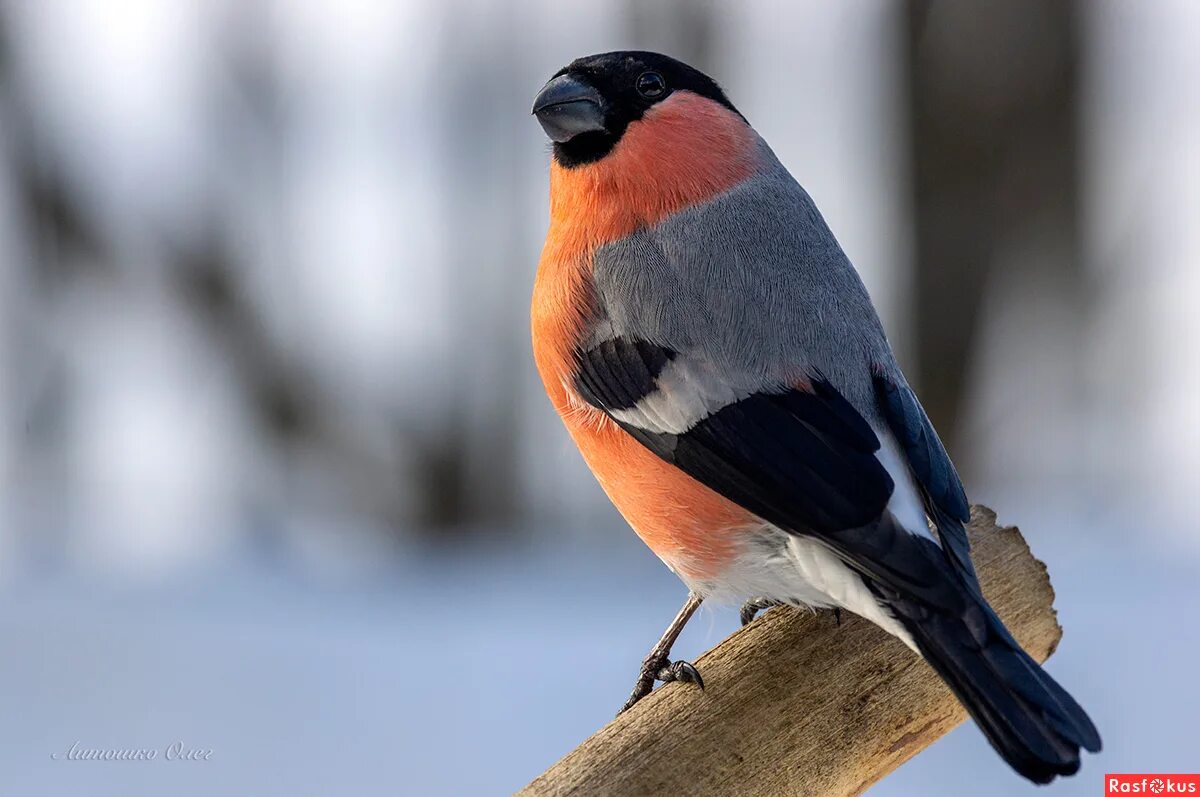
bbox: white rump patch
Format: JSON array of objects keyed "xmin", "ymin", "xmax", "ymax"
[
  {"xmin": 681, "ymin": 525, "xmax": 918, "ymax": 652},
  {"xmin": 875, "ymin": 429, "xmax": 935, "ymax": 541}
]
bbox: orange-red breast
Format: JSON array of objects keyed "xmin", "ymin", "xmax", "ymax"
[{"xmin": 530, "ymin": 51, "xmax": 1099, "ymax": 783}]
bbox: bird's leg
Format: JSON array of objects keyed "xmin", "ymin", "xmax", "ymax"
[
  {"xmin": 832, "ymin": 607, "xmax": 843, "ymax": 626},
  {"xmin": 739, "ymin": 597, "xmax": 784, "ymax": 626},
  {"xmin": 619, "ymin": 592, "xmax": 704, "ymax": 714}
]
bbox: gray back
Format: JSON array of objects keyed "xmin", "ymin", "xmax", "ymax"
[{"xmin": 590, "ymin": 138, "xmax": 901, "ymax": 415}]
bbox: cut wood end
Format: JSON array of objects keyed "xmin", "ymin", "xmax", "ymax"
[{"xmin": 967, "ymin": 506, "xmax": 1063, "ymax": 660}]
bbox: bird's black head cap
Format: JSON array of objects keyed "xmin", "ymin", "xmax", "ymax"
[{"xmin": 532, "ymin": 51, "xmax": 742, "ymax": 168}]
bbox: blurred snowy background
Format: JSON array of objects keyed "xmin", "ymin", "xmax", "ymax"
[{"xmin": 0, "ymin": 1, "xmax": 1196, "ymax": 795}]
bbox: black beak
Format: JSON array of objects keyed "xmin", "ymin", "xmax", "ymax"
[{"xmin": 532, "ymin": 74, "xmax": 606, "ymax": 143}]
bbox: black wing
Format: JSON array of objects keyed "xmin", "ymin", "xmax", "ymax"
[
  {"xmin": 873, "ymin": 374, "xmax": 976, "ymax": 583},
  {"xmin": 574, "ymin": 337, "xmax": 965, "ymax": 608}
]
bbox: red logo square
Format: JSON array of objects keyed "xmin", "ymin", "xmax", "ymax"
[{"xmin": 1106, "ymin": 774, "xmax": 1200, "ymax": 795}]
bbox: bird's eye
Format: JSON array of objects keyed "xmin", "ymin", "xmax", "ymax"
[{"xmin": 636, "ymin": 71, "xmax": 667, "ymax": 98}]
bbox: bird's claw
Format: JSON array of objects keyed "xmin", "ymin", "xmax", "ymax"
[
  {"xmin": 656, "ymin": 659, "xmax": 704, "ymax": 688},
  {"xmin": 619, "ymin": 654, "xmax": 704, "ymax": 714},
  {"xmin": 739, "ymin": 597, "xmax": 783, "ymax": 626}
]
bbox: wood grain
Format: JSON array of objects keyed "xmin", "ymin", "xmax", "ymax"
[{"xmin": 519, "ymin": 507, "xmax": 1062, "ymax": 797}]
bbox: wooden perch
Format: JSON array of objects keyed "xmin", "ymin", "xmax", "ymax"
[{"xmin": 520, "ymin": 507, "xmax": 1062, "ymax": 797}]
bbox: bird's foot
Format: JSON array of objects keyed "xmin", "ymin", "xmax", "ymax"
[
  {"xmin": 739, "ymin": 597, "xmax": 784, "ymax": 626},
  {"xmin": 619, "ymin": 653, "xmax": 704, "ymax": 714}
]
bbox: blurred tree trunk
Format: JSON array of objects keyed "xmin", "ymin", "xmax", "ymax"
[
  {"xmin": 427, "ymin": 1, "xmax": 536, "ymax": 532},
  {"xmin": 903, "ymin": 0, "xmax": 1082, "ymax": 458},
  {"xmin": 0, "ymin": 6, "xmax": 109, "ymax": 553}
]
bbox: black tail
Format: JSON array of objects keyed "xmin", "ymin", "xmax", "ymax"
[{"xmin": 887, "ymin": 591, "xmax": 1102, "ymax": 783}]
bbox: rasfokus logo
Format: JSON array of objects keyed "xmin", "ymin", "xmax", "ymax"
[{"xmin": 1107, "ymin": 775, "xmax": 1200, "ymax": 794}]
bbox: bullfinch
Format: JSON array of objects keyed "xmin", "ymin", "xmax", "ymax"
[{"xmin": 529, "ymin": 51, "xmax": 1100, "ymax": 783}]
